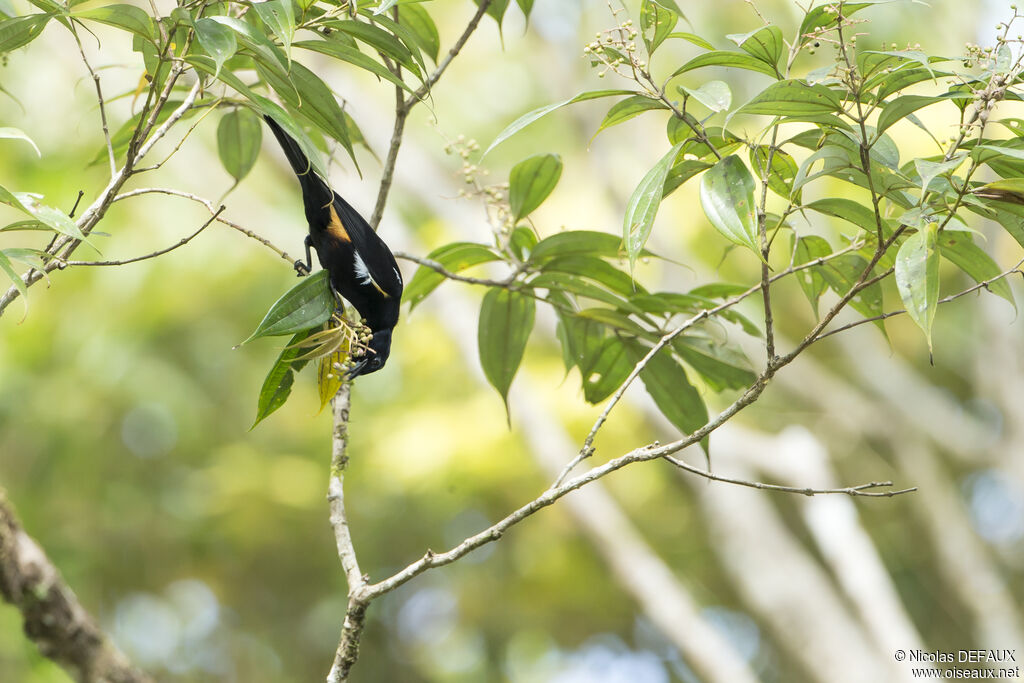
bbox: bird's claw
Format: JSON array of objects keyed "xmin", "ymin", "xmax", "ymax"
[{"xmin": 294, "ymin": 260, "xmax": 310, "ymax": 277}]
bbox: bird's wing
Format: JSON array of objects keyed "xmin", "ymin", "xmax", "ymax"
[{"xmin": 331, "ymin": 194, "xmax": 404, "ymax": 299}]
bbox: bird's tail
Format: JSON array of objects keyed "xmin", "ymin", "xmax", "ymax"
[{"xmin": 263, "ymin": 114, "xmax": 332, "ymax": 206}]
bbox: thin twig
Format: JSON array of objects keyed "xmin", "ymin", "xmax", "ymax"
[
  {"xmin": 0, "ymin": 60, "xmax": 198, "ymax": 319},
  {"xmin": 556, "ymin": 289, "xmax": 755, "ymax": 488},
  {"xmin": 73, "ymin": 30, "xmax": 116, "ymax": 177},
  {"xmin": 815, "ymin": 257, "xmax": 1024, "ymax": 342},
  {"xmin": 662, "ymin": 456, "xmax": 917, "ymax": 497},
  {"xmin": 402, "ymin": 0, "xmax": 492, "ymax": 112},
  {"xmin": 393, "ymin": 250, "xmax": 520, "ymax": 287},
  {"xmin": 62, "ymin": 206, "xmax": 225, "ymax": 267},
  {"xmin": 551, "ymin": 241, "xmax": 866, "ymax": 488},
  {"xmin": 369, "ymin": 0, "xmax": 493, "ymax": 231},
  {"xmin": 111, "ymin": 188, "xmax": 299, "ymax": 263}
]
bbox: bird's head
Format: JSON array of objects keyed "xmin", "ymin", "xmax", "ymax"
[{"xmin": 347, "ymin": 328, "xmax": 393, "ymax": 378}]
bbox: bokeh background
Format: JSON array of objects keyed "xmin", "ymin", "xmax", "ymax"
[{"xmin": 1, "ymin": 0, "xmax": 1023, "ymax": 681}]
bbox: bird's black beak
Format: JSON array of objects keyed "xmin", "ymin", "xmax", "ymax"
[{"xmin": 346, "ymin": 357, "xmax": 370, "ymax": 379}]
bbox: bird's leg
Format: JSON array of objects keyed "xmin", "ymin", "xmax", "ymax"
[{"xmin": 294, "ymin": 234, "xmax": 313, "ymax": 276}]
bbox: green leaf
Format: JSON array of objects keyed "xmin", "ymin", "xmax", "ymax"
[
  {"xmin": 798, "ymin": 2, "xmax": 881, "ymax": 44},
  {"xmin": 242, "ymin": 270, "xmax": 335, "ymax": 344},
  {"xmin": 252, "ymin": 330, "xmax": 313, "ymax": 428},
  {"xmin": 673, "ymin": 336, "xmax": 755, "ymax": 392},
  {"xmin": 253, "ymin": 0, "xmax": 295, "ymax": 60},
  {"xmin": 557, "ymin": 309, "xmax": 606, "ymax": 373},
  {"xmin": 875, "ymin": 95, "xmax": 945, "ymax": 137},
  {"xmin": 478, "ymin": 288, "xmax": 535, "ymax": 417},
  {"xmin": 0, "ymin": 127, "xmax": 39, "ymax": 155},
  {"xmin": 699, "ymin": 154, "xmax": 759, "ymax": 254},
  {"xmin": 650, "ymin": 0, "xmax": 686, "ymax": 14},
  {"xmin": 819, "ymin": 254, "xmax": 885, "ymax": 326},
  {"xmin": 624, "ymin": 142, "xmax": 683, "ymax": 270},
  {"xmin": 0, "ymin": 249, "xmax": 27, "ymax": 315},
  {"xmin": 190, "ymin": 58, "xmax": 330, "ymax": 180},
  {"xmin": 805, "ymin": 198, "xmax": 879, "ymax": 234},
  {"xmin": 678, "ymin": 80, "xmax": 731, "ymax": 112},
  {"xmin": 732, "ymin": 79, "xmax": 843, "ymax": 119},
  {"xmin": 516, "ymin": 0, "xmax": 535, "ymax": 23},
  {"xmin": 938, "ymin": 232, "xmax": 1014, "ymax": 309},
  {"xmin": 217, "ymin": 108, "xmax": 262, "ymax": 182},
  {"xmin": 1, "ymin": 246, "xmax": 46, "ymax": 268},
  {"xmin": 397, "ymin": 3, "xmax": 439, "ymax": 62},
  {"xmin": 529, "ymin": 272, "xmax": 639, "ymax": 313},
  {"xmin": 792, "ymin": 234, "xmax": 831, "ymax": 316},
  {"xmin": 576, "ymin": 307, "xmax": 648, "ymax": 336},
  {"xmin": 0, "ymin": 14, "xmax": 49, "ymax": 53},
  {"xmin": 477, "ymin": 0, "xmax": 510, "ymax": 30},
  {"xmin": 580, "ymin": 337, "xmax": 632, "ymax": 403},
  {"xmin": 509, "ymin": 153, "xmax": 562, "ymax": 222},
  {"xmin": 255, "ymin": 58, "xmax": 356, "ymax": 166},
  {"xmin": 329, "ymin": 19, "xmax": 420, "ymax": 76},
  {"xmin": 667, "ymin": 31, "xmax": 713, "ymax": 49},
  {"xmin": 530, "ymin": 230, "xmax": 627, "ymax": 263},
  {"xmin": 628, "ymin": 341, "xmax": 709, "ymax": 453},
  {"xmin": 861, "ymin": 49, "xmax": 936, "ymax": 80},
  {"xmin": 294, "ymin": 38, "xmax": 414, "ymax": 93},
  {"xmin": 404, "ymin": 242, "xmax": 502, "ymax": 310},
  {"xmin": 749, "ymin": 146, "xmax": 798, "ymax": 201},
  {"xmin": 484, "ymin": 89, "xmax": 634, "ymax": 157},
  {"xmin": 664, "ymin": 159, "xmax": 713, "ymax": 196},
  {"xmin": 895, "ymin": 223, "xmax": 939, "ymax": 352},
  {"xmin": 75, "ymin": 5, "xmax": 154, "ymax": 43},
  {"xmin": 209, "ymin": 15, "xmax": 285, "ymax": 71},
  {"xmin": 508, "ymin": 225, "xmax": 538, "ymax": 261},
  {"xmin": 640, "ymin": 0, "xmax": 677, "ymax": 55},
  {"xmin": 193, "ymin": 17, "xmax": 237, "ymax": 78},
  {"xmin": 542, "ymin": 256, "xmax": 641, "ymax": 297},
  {"xmin": 726, "ymin": 24, "xmax": 784, "ymax": 72},
  {"xmin": 673, "ymin": 50, "xmax": 779, "ymax": 78},
  {"xmin": 915, "ymin": 153, "xmax": 966, "ymax": 194},
  {"xmin": 0, "ymin": 191, "xmax": 89, "ymax": 244},
  {"xmin": 871, "ymin": 66, "xmax": 948, "ymax": 101},
  {"xmin": 317, "ymin": 346, "xmax": 349, "ymax": 412},
  {"xmin": 595, "ymin": 95, "xmax": 669, "ymax": 139}
]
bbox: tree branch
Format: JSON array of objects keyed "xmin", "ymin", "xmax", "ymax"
[
  {"xmin": 393, "ymin": 250, "xmax": 520, "ymax": 287},
  {"xmin": 814, "ymin": 257, "xmax": 1024, "ymax": 342},
  {"xmin": 0, "ymin": 68, "xmax": 200, "ymax": 319},
  {"xmin": 326, "ymin": 382, "xmax": 369, "ymax": 683},
  {"xmin": 0, "ymin": 489, "xmax": 152, "ymax": 683},
  {"xmin": 369, "ymin": 0, "xmax": 493, "ymax": 230},
  {"xmin": 662, "ymin": 456, "xmax": 916, "ymax": 497},
  {"xmin": 62, "ymin": 206, "xmax": 225, "ymax": 267},
  {"xmin": 110, "ymin": 188, "xmax": 299, "ymax": 264},
  {"xmin": 72, "ymin": 29, "xmax": 116, "ymax": 177}
]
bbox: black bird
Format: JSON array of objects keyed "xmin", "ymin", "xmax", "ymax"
[{"xmin": 263, "ymin": 114, "xmax": 403, "ymax": 377}]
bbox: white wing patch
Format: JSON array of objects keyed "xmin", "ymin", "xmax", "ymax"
[
  {"xmin": 354, "ymin": 251, "xmax": 390, "ymax": 296},
  {"xmin": 393, "ymin": 267, "xmax": 402, "ymax": 285},
  {"xmin": 353, "ymin": 252, "xmax": 373, "ymax": 286}
]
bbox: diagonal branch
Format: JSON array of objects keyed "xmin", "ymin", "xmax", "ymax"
[
  {"xmin": 62, "ymin": 206, "xmax": 225, "ymax": 267},
  {"xmin": 72, "ymin": 28, "xmax": 116, "ymax": 177},
  {"xmin": 369, "ymin": 0, "xmax": 493, "ymax": 229},
  {"xmin": 0, "ymin": 489, "xmax": 152, "ymax": 683},
  {"xmin": 661, "ymin": 456, "xmax": 916, "ymax": 497},
  {"xmin": 0, "ymin": 67, "xmax": 200, "ymax": 320}
]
